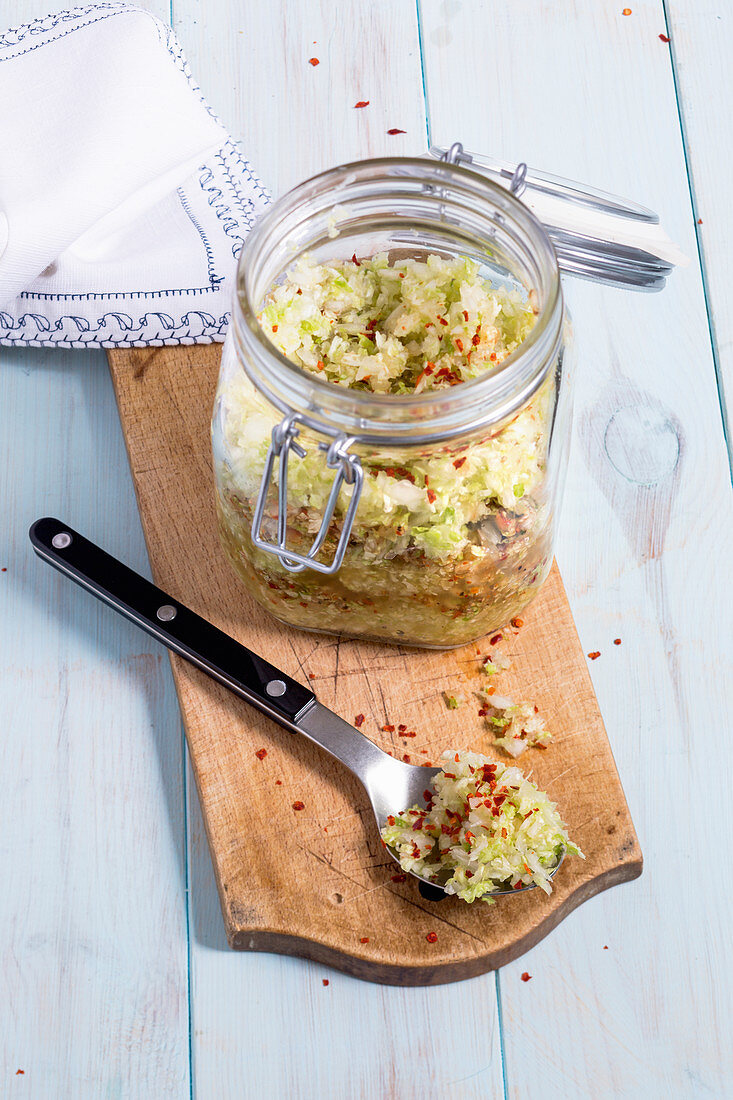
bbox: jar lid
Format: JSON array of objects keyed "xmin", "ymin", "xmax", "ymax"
[{"xmin": 428, "ymin": 143, "xmax": 686, "ymax": 291}]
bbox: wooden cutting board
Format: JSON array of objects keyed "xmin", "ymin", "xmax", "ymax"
[{"xmin": 108, "ymin": 344, "xmax": 642, "ymax": 986}]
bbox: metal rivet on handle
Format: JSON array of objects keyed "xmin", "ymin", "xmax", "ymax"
[
  {"xmin": 156, "ymin": 605, "xmax": 177, "ymax": 622},
  {"xmin": 52, "ymin": 532, "xmax": 72, "ymax": 549},
  {"xmin": 265, "ymin": 679, "xmax": 287, "ymax": 697}
]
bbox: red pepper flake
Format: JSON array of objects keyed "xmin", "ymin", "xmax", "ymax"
[
  {"xmin": 296, "ymin": 288, "xmax": 302, "ymax": 295},
  {"xmin": 443, "ymin": 772, "xmax": 456, "ymax": 780},
  {"xmin": 603, "ymin": 945, "xmax": 609, "ymax": 950},
  {"xmin": 354, "ymin": 100, "xmax": 370, "ymax": 108},
  {"xmin": 275, "ymin": 780, "xmax": 282, "ymax": 786},
  {"xmin": 387, "ymin": 128, "xmax": 406, "ymax": 135},
  {"xmin": 455, "ymin": 338, "xmax": 464, "ymax": 352},
  {"xmin": 622, "ymin": 7, "xmax": 632, "ymax": 14},
  {"xmin": 354, "ymin": 713, "xmax": 365, "ymax": 727},
  {"xmin": 255, "ymin": 748, "xmax": 267, "ymax": 761},
  {"xmin": 292, "ymin": 801, "xmax": 305, "ymax": 811},
  {"xmin": 658, "ymin": 33, "xmax": 670, "ymax": 42},
  {"xmin": 511, "ymin": 617, "xmax": 524, "ymax": 628},
  {"xmin": 309, "ymin": 57, "xmax": 320, "ymax": 66},
  {"xmin": 16, "ymin": 1070, "xmax": 25, "ymax": 1075},
  {"xmin": 490, "ymin": 633, "xmax": 503, "ymax": 645},
  {"xmin": 588, "ymin": 651, "xmax": 601, "ymax": 660},
  {"xmin": 391, "ymin": 873, "xmax": 407, "ymax": 883},
  {"xmin": 697, "ymin": 218, "xmax": 703, "ymax": 225},
  {"xmin": 426, "ymin": 931, "xmax": 438, "ymax": 943},
  {"xmin": 613, "ymin": 638, "xmax": 622, "ymax": 646},
  {"xmin": 1, "ymin": 568, "xmax": 6, "ymax": 572},
  {"xmin": 399, "ymin": 272, "xmax": 405, "ymax": 279},
  {"xmin": 398, "ymin": 723, "xmax": 407, "ymax": 733},
  {"xmin": 438, "ymin": 316, "xmax": 448, "ymax": 326},
  {"xmin": 427, "ymin": 489, "xmax": 437, "ymax": 503},
  {"xmin": 423, "ymin": 789, "xmax": 433, "ymax": 802},
  {"xmin": 453, "ymin": 457, "xmax": 466, "ymax": 469},
  {"xmin": 360, "ymin": 936, "xmax": 370, "ymax": 943},
  {"xmin": 471, "ymin": 333, "xmax": 481, "ymax": 346},
  {"xmin": 490, "ymin": 352, "xmax": 497, "ymax": 361},
  {"xmin": 521, "ymin": 971, "xmax": 532, "ymax": 981},
  {"xmin": 424, "ymin": 761, "xmax": 433, "ymax": 766},
  {"xmin": 403, "ymin": 754, "xmax": 411, "ymax": 763},
  {"xmin": 382, "ymin": 723, "xmax": 395, "ymax": 732},
  {"xmin": 271, "ymin": 324, "xmax": 278, "ymax": 332},
  {"xmin": 351, "ymin": 252, "xmax": 361, "ymax": 266},
  {"xmin": 387, "ymin": 815, "xmax": 395, "ymax": 826}
]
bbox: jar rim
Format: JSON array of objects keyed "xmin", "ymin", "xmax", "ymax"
[{"xmin": 233, "ymin": 157, "xmax": 564, "ymax": 444}]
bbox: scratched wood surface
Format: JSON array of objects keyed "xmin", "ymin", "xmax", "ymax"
[
  {"xmin": 1, "ymin": 0, "xmax": 732, "ymax": 1096},
  {"xmin": 108, "ymin": 339, "xmax": 641, "ymax": 982}
]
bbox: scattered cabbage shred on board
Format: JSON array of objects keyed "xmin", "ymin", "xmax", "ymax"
[{"xmin": 381, "ymin": 751, "xmax": 583, "ymax": 903}]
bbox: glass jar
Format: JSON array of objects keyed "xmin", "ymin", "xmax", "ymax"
[{"xmin": 212, "ymin": 158, "xmax": 574, "ymax": 649}]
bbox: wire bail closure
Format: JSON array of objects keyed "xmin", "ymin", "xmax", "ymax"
[
  {"xmin": 251, "ymin": 412, "xmax": 364, "ymax": 575},
  {"xmin": 435, "ymin": 141, "xmax": 673, "ymax": 290},
  {"xmin": 442, "ymin": 141, "xmax": 528, "ymax": 199}
]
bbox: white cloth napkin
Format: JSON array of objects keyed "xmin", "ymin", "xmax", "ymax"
[
  {"xmin": 0, "ymin": 3, "xmax": 270, "ymax": 348},
  {"xmin": 1, "ymin": 5, "xmax": 686, "ymax": 349}
]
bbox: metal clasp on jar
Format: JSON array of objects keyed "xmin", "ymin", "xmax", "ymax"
[{"xmin": 250, "ymin": 412, "xmax": 364, "ymax": 575}]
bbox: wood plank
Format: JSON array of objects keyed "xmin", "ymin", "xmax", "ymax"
[
  {"xmin": 664, "ymin": 0, "xmax": 733, "ymax": 463},
  {"xmin": 0, "ymin": 346, "xmax": 190, "ymax": 1097},
  {"xmin": 168, "ymin": 2, "xmax": 506, "ymax": 1095},
  {"xmin": 108, "ymin": 335, "xmax": 640, "ymax": 976},
  {"xmin": 0, "ymin": 5, "xmax": 187, "ymax": 1095},
  {"xmin": 173, "ymin": 0, "xmax": 426, "ymax": 197},
  {"xmin": 419, "ymin": 0, "xmax": 733, "ymax": 1093}
]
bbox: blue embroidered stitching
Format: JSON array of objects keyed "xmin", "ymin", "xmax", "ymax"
[{"xmin": 0, "ymin": 4, "xmax": 269, "ymax": 347}]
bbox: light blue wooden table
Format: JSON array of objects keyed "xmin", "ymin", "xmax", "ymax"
[{"xmin": 2, "ymin": 2, "xmax": 732, "ymax": 1097}]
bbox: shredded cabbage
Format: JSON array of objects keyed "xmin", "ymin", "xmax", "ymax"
[
  {"xmin": 381, "ymin": 751, "xmax": 583, "ymax": 903},
  {"xmin": 259, "ymin": 252, "xmax": 535, "ymax": 395},
  {"xmin": 214, "ymin": 251, "xmax": 553, "ymax": 647}
]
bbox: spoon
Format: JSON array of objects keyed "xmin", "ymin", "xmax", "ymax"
[{"xmin": 30, "ymin": 517, "xmax": 561, "ymax": 900}]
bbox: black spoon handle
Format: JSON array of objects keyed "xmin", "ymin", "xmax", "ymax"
[{"xmin": 29, "ymin": 518, "xmax": 316, "ymax": 729}]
